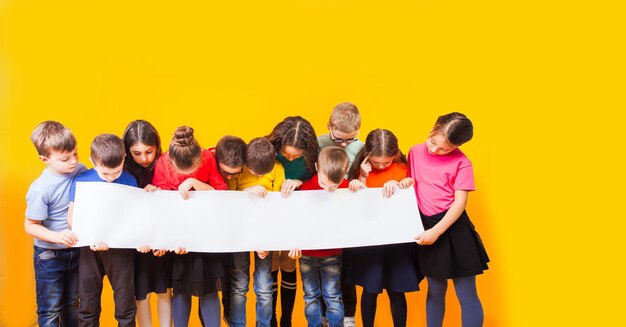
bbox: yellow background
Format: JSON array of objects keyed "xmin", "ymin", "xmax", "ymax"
[{"xmin": 1, "ymin": 0, "xmax": 624, "ymax": 326}]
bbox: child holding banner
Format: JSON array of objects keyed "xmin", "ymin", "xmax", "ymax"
[
  {"xmin": 122, "ymin": 120, "xmax": 173, "ymax": 327},
  {"xmin": 407, "ymin": 112, "xmax": 489, "ymax": 327},
  {"xmin": 68, "ymin": 134, "xmax": 138, "ymax": 327},
  {"xmin": 152, "ymin": 126, "xmax": 228, "ymax": 327},
  {"xmin": 267, "ymin": 116, "xmax": 319, "ymax": 327},
  {"xmin": 25, "ymin": 121, "xmax": 86, "ymax": 327},
  {"xmin": 286, "ymin": 146, "xmax": 351, "ymax": 327},
  {"xmin": 227, "ymin": 137, "xmax": 285, "ymax": 327},
  {"xmin": 346, "ymin": 128, "xmax": 422, "ymax": 327}
]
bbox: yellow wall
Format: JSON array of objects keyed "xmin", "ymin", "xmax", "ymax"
[{"xmin": 1, "ymin": 1, "xmax": 624, "ymax": 326}]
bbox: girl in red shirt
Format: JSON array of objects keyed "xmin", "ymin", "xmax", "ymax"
[{"xmin": 152, "ymin": 126, "xmax": 227, "ymax": 327}]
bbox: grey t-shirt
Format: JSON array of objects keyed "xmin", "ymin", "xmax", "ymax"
[
  {"xmin": 318, "ymin": 133, "xmax": 365, "ymax": 178},
  {"xmin": 25, "ymin": 163, "xmax": 87, "ymax": 249}
]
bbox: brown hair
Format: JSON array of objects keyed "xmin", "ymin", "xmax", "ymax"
[
  {"xmin": 169, "ymin": 126, "xmax": 202, "ymax": 171},
  {"xmin": 30, "ymin": 121, "xmax": 77, "ymax": 157},
  {"xmin": 349, "ymin": 128, "xmax": 406, "ymax": 180},
  {"xmin": 268, "ymin": 116, "xmax": 318, "ymax": 177},
  {"xmin": 215, "ymin": 135, "xmax": 247, "ymax": 168},
  {"xmin": 318, "ymin": 146, "xmax": 350, "ymax": 184},
  {"xmin": 246, "ymin": 137, "xmax": 276, "ymax": 175},
  {"xmin": 431, "ymin": 112, "xmax": 474, "ymax": 146},
  {"xmin": 91, "ymin": 134, "xmax": 125, "ymax": 168},
  {"xmin": 329, "ymin": 102, "xmax": 361, "ymax": 133},
  {"xmin": 123, "ymin": 120, "xmax": 162, "ymax": 178}
]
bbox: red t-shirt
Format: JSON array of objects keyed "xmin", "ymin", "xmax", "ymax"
[
  {"xmin": 152, "ymin": 149, "xmax": 228, "ymax": 191},
  {"xmin": 298, "ymin": 174, "xmax": 349, "ymax": 257}
]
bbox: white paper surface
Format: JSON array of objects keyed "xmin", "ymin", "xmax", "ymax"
[{"xmin": 72, "ymin": 182, "xmax": 424, "ymax": 252}]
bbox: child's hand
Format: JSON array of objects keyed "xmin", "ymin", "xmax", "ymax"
[
  {"xmin": 415, "ymin": 229, "xmax": 441, "ymax": 246},
  {"xmin": 281, "ymin": 179, "xmax": 303, "ymax": 198},
  {"xmin": 398, "ymin": 177, "xmax": 414, "ymax": 189},
  {"xmin": 152, "ymin": 249, "xmax": 167, "ymax": 257},
  {"xmin": 136, "ymin": 244, "xmax": 151, "ymax": 253},
  {"xmin": 349, "ymin": 179, "xmax": 366, "ymax": 193},
  {"xmin": 55, "ymin": 229, "xmax": 79, "ymax": 247},
  {"xmin": 178, "ymin": 179, "xmax": 195, "ymax": 200},
  {"xmin": 174, "ymin": 247, "xmax": 188, "ymax": 255},
  {"xmin": 245, "ymin": 185, "xmax": 268, "ymax": 198},
  {"xmin": 288, "ymin": 248, "xmax": 302, "ymax": 259},
  {"xmin": 256, "ymin": 250, "xmax": 269, "ymax": 259},
  {"xmin": 144, "ymin": 184, "xmax": 161, "ymax": 192},
  {"xmin": 90, "ymin": 241, "xmax": 109, "ymax": 251},
  {"xmin": 382, "ymin": 180, "xmax": 399, "ymax": 198},
  {"xmin": 360, "ymin": 154, "xmax": 372, "ymax": 179}
]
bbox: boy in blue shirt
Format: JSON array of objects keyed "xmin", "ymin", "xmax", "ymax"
[
  {"xmin": 67, "ymin": 133, "xmax": 138, "ymax": 327},
  {"xmin": 25, "ymin": 121, "xmax": 86, "ymax": 327}
]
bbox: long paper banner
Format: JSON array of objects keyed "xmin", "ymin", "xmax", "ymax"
[{"xmin": 72, "ymin": 182, "xmax": 423, "ymax": 252}]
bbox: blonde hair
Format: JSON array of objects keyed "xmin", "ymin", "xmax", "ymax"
[
  {"xmin": 317, "ymin": 146, "xmax": 349, "ymax": 184},
  {"xmin": 30, "ymin": 121, "xmax": 77, "ymax": 157},
  {"xmin": 329, "ymin": 102, "xmax": 361, "ymax": 133}
]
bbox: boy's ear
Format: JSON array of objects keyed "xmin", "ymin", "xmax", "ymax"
[
  {"xmin": 314, "ymin": 162, "xmax": 318, "ymax": 172},
  {"xmin": 39, "ymin": 155, "xmax": 48, "ymax": 163},
  {"xmin": 88, "ymin": 157, "xmax": 94, "ymax": 166}
]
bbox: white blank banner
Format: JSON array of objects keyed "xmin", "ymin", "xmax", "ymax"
[{"xmin": 72, "ymin": 182, "xmax": 424, "ymax": 252}]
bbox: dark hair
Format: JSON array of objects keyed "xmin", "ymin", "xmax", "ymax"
[
  {"xmin": 123, "ymin": 120, "xmax": 162, "ymax": 183},
  {"xmin": 246, "ymin": 137, "xmax": 276, "ymax": 175},
  {"xmin": 30, "ymin": 121, "xmax": 77, "ymax": 157},
  {"xmin": 318, "ymin": 146, "xmax": 350, "ymax": 184},
  {"xmin": 91, "ymin": 134, "xmax": 125, "ymax": 168},
  {"xmin": 215, "ymin": 135, "xmax": 247, "ymax": 168},
  {"xmin": 348, "ymin": 128, "xmax": 406, "ymax": 180},
  {"xmin": 268, "ymin": 116, "xmax": 318, "ymax": 177},
  {"xmin": 169, "ymin": 126, "xmax": 202, "ymax": 171},
  {"xmin": 432, "ymin": 112, "xmax": 473, "ymax": 146}
]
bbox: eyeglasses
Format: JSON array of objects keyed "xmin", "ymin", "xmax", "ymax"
[
  {"xmin": 219, "ymin": 166, "xmax": 244, "ymax": 177},
  {"xmin": 329, "ymin": 130, "xmax": 358, "ymax": 144}
]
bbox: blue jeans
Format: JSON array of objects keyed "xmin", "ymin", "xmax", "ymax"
[
  {"xmin": 299, "ymin": 255, "xmax": 344, "ymax": 327},
  {"xmin": 230, "ymin": 252, "xmax": 274, "ymax": 327},
  {"xmin": 33, "ymin": 245, "xmax": 80, "ymax": 327}
]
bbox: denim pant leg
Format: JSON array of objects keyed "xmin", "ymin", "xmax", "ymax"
[
  {"xmin": 320, "ymin": 255, "xmax": 344, "ymax": 327},
  {"xmin": 253, "ymin": 252, "xmax": 274, "ymax": 327},
  {"xmin": 34, "ymin": 246, "xmax": 80, "ymax": 327},
  {"xmin": 230, "ymin": 252, "xmax": 250, "ymax": 327},
  {"xmin": 63, "ymin": 248, "xmax": 80, "ymax": 327},
  {"xmin": 300, "ymin": 256, "xmax": 323, "ymax": 327}
]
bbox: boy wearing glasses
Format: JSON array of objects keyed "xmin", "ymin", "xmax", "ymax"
[
  {"xmin": 318, "ymin": 102, "xmax": 365, "ymax": 176},
  {"xmin": 317, "ymin": 102, "xmax": 364, "ymax": 327},
  {"xmin": 206, "ymin": 135, "xmax": 248, "ymax": 325}
]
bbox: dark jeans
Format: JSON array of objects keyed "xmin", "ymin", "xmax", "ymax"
[
  {"xmin": 34, "ymin": 245, "xmax": 80, "ymax": 327},
  {"xmin": 78, "ymin": 247, "xmax": 136, "ymax": 327}
]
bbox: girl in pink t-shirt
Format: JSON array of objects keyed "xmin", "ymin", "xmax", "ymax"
[{"xmin": 407, "ymin": 112, "xmax": 489, "ymax": 327}]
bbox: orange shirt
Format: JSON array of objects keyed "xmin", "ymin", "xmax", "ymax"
[{"xmin": 365, "ymin": 162, "xmax": 407, "ymax": 188}]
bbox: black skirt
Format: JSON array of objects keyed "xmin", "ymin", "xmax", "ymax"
[
  {"xmin": 172, "ymin": 252, "xmax": 225, "ymax": 296},
  {"xmin": 343, "ymin": 243, "xmax": 423, "ymax": 294},
  {"xmin": 134, "ymin": 251, "xmax": 173, "ymax": 300},
  {"xmin": 418, "ymin": 210, "xmax": 489, "ymax": 279}
]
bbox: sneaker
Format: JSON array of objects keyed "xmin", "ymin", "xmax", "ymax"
[
  {"xmin": 344, "ymin": 316, "xmax": 356, "ymax": 327},
  {"xmin": 321, "ymin": 316, "xmax": 330, "ymax": 327}
]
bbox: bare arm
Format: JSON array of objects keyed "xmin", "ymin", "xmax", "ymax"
[
  {"xmin": 24, "ymin": 218, "xmax": 78, "ymax": 247},
  {"xmin": 416, "ymin": 190, "xmax": 468, "ymax": 245}
]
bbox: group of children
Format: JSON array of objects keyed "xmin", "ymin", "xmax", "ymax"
[{"xmin": 25, "ymin": 102, "xmax": 490, "ymax": 327}]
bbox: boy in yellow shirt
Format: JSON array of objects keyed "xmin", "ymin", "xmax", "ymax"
[{"xmin": 228, "ymin": 137, "xmax": 284, "ymax": 327}]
